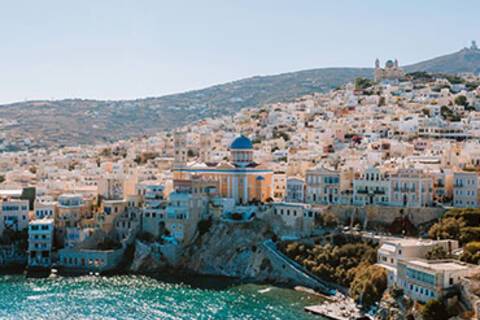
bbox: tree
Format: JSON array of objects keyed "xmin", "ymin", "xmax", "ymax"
[
  {"xmin": 187, "ymin": 149, "xmax": 197, "ymax": 158},
  {"xmin": 460, "ymin": 241, "xmax": 480, "ymax": 264},
  {"xmin": 315, "ymin": 211, "xmax": 338, "ymax": 228},
  {"xmin": 355, "ymin": 77, "xmax": 374, "ymax": 90},
  {"xmin": 428, "ymin": 216, "xmax": 464, "ymax": 241},
  {"xmin": 349, "ymin": 264, "xmax": 387, "ymax": 306},
  {"xmin": 421, "ymin": 299, "xmax": 448, "ymax": 320},
  {"xmin": 440, "ymin": 105, "xmax": 461, "ymax": 122},
  {"xmin": 378, "ymin": 96, "xmax": 386, "ymax": 106},
  {"xmin": 454, "ymin": 95, "xmax": 468, "ymax": 107},
  {"xmin": 0, "ymin": 175, "xmax": 5, "ymax": 183}
]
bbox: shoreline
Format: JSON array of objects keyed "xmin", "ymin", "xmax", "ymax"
[{"xmin": 1, "ymin": 265, "xmax": 316, "ymax": 293}]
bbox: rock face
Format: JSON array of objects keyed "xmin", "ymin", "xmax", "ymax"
[
  {"xmin": 129, "ymin": 219, "xmax": 333, "ymax": 291},
  {"xmin": 130, "ymin": 240, "xmax": 168, "ymax": 273},
  {"xmin": 181, "ymin": 220, "xmax": 276, "ymax": 281},
  {"xmin": 130, "ymin": 219, "xmax": 291, "ymax": 283}
]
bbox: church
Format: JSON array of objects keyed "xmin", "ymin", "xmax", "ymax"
[
  {"xmin": 173, "ymin": 135, "xmax": 273, "ymax": 204},
  {"xmin": 374, "ymin": 58, "xmax": 405, "ymax": 82}
]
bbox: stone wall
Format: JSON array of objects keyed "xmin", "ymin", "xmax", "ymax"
[{"xmin": 326, "ymin": 205, "xmax": 445, "ymax": 228}]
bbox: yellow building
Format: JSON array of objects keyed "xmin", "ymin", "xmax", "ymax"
[{"xmin": 173, "ymin": 135, "xmax": 273, "ymax": 204}]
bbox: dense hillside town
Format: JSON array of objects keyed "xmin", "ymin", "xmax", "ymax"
[
  {"xmin": 3, "ymin": 54, "xmax": 480, "ymax": 318},
  {"xmin": 0, "ymin": 43, "xmax": 479, "ymax": 152}
]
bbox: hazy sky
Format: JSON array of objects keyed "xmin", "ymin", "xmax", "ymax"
[{"xmin": 0, "ymin": 0, "xmax": 478, "ymax": 104}]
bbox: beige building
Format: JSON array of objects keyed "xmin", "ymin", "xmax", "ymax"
[
  {"xmin": 389, "ymin": 168, "xmax": 433, "ymax": 207},
  {"xmin": 305, "ymin": 166, "xmax": 340, "ymax": 204}
]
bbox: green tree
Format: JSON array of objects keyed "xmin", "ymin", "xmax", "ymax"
[
  {"xmin": 460, "ymin": 241, "xmax": 480, "ymax": 264},
  {"xmin": 355, "ymin": 77, "xmax": 374, "ymax": 90},
  {"xmin": 349, "ymin": 264, "xmax": 387, "ymax": 306},
  {"xmin": 421, "ymin": 299, "xmax": 448, "ymax": 320},
  {"xmin": 428, "ymin": 216, "xmax": 464, "ymax": 241},
  {"xmin": 454, "ymin": 95, "xmax": 468, "ymax": 107},
  {"xmin": 378, "ymin": 96, "xmax": 386, "ymax": 106}
]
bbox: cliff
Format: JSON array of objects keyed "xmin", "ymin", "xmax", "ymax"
[
  {"xmin": 129, "ymin": 219, "xmax": 338, "ymax": 294},
  {"xmin": 181, "ymin": 220, "xmax": 275, "ymax": 280}
]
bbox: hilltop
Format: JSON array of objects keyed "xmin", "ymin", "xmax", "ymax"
[
  {"xmin": 405, "ymin": 45, "xmax": 480, "ymax": 74},
  {"xmin": 0, "ymin": 44, "xmax": 479, "ymax": 150}
]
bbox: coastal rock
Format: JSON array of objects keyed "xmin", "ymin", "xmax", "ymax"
[
  {"xmin": 130, "ymin": 240, "xmax": 168, "ymax": 272},
  {"xmin": 181, "ymin": 220, "xmax": 275, "ymax": 281}
]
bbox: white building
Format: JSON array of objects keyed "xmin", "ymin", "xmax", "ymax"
[
  {"xmin": 376, "ymin": 237, "xmax": 469, "ymax": 303},
  {"xmin": 28, "ymin": 219, "xmax": 54, "ymax": 268},
  {"xmin": 165, "ymin": 192, "xmax": 205, "ymax": 244},
  {"xmin": 397, "ymin": 259, "xmax": 474, "ymax": 302},
  {"xmin": 353, "ymin": 167, "xmax": 390, "ymax": 206},
  {"xmin": 377, "ymin": 238, "xmax": 459, "ymax": 283},
  {"xmin": 285, "ymin": 177, "xmax": 305, "ymax": 203},
  {"xmin": 453, "ymin": 171, "xmax": 479, "ymax": 208},
  {"xmin": 1, "ymin": 199, "xmax": 30, "ymax": 233},
  {"xmin": 34, "ymin": 198, "xmax": 57, "ymax": 220}
]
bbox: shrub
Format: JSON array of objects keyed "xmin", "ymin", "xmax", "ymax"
[
  {"xmin": 425, "ymin": 246, "xmax": 448, "ymax": 260},
  {"xmin": 454, "ymin": 95, "xmax": 468, "ymax": 106},
  {"xmin": 421, "ymin": 299, "xmax": 448, "ymax": 320},
  {"xmin": 355, "ymin": 77, "xmax": 374, "ymax": 90},
  {"xmin": 137, "ymin": 231, "xmax": 155, "ymax": 243},
  {"xmin": 197, "ymin": 218, "xmax": 212, "ymax": 236},
  {"xmin": 461, "ymin": 241, "xmax": 480, "ymax": 264}
]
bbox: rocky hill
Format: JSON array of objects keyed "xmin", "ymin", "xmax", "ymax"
[
  {"xmin": 405, "ymin": 45, "xmax": 480, "ymax": 74},
  {"xmin": 1, "ymin": 45, "xmax": 480, "ymax": 150}
]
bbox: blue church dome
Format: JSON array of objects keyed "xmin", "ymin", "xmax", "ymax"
[{"xmin": 230, "ymin": 135, "xmax": 253, "ymax": 150}]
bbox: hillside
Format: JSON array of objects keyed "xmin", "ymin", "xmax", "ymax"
[
  {"xmin": 1, "ymin": 45, "xmax": 480, "ymax": 150},
  {"xmin": 0, "ymin": 68, "xmax": 372, "ymax": 150},
  {"xmin": 405, "ymin": 46, "xmax": 480, "ymax": 74}
]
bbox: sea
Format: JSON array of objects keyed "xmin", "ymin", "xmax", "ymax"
[{"xmin": 0, "ymin": 273, "xmax": 327, "ymax": 319}]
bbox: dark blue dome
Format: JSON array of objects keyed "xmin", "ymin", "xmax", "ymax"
[{"xmin": 230, "ymin": 135, "xmax": 253, "ymax": 150}]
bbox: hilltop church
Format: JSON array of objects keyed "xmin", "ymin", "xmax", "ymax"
[{"xmin": 374, "ymin": 58, "xmax": 405, "ymax": 82}]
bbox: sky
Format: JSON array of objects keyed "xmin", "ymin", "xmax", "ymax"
[{"xmin": 0, "ymin": 0, "xmax": 479, "ymax": 104}]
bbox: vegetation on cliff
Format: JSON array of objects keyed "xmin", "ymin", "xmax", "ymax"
[
  {"xmin": 420, "ymin": 299, "xmax": 449, "ymax": 320},
  {"xmin": 349, "ymin": 264, "xmax": 387, "ymax": 306},
  {"xmin": 428, "ymin": 208, "xmax": 480, "ymax": 263},
  {"xmin": 279, "ymin": 240, "xmax": 387, "ymax": 305}
]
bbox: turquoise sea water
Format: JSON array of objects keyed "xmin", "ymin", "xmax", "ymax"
[{"xmin": 0, "ymin": 274, "xmax": 326, "ymax": 319}]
